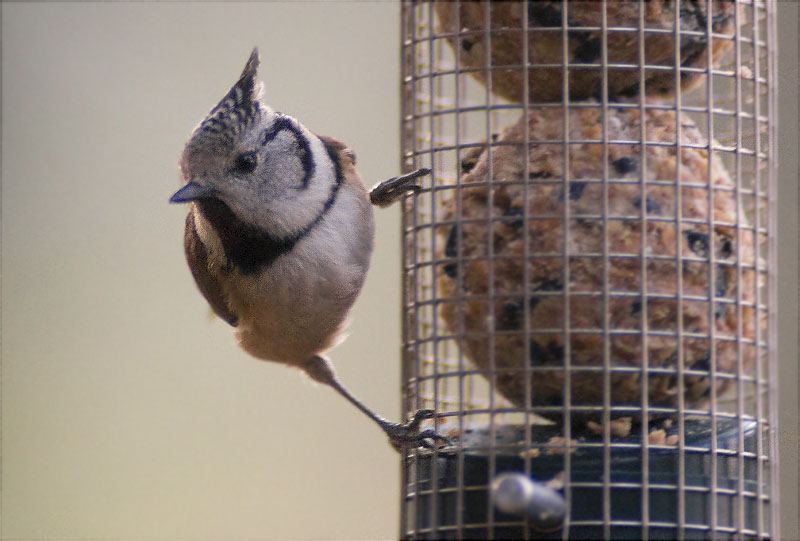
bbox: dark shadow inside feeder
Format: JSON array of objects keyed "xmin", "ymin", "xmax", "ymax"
[{"xmin": 406, "ymin": 419, "xmax": 760, "ymax": 539}]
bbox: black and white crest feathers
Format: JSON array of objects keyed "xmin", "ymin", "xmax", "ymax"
[{"xmin": 199, "ymin": 48, "xmax": 262, "ymax": 143}]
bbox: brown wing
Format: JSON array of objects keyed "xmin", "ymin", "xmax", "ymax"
[
  {"xmin": 317, "ymin": 134, "xmax": 356, "ymax": 168},
  {"xmin": 184, "ymin": 211, "xmax": 239, "ymax": 327}
]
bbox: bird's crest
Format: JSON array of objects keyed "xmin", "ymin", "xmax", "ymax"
[{"xmin": 197, "ymin": 48, "xmax": 262, "ymax": 143}]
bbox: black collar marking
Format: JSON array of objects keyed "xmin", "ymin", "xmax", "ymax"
[{"xmin": 196, "ymin": 135, "xmax": 343, "ymax": 275}]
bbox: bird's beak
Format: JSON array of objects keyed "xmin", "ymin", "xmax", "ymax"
[{"xmin": 169, "ymin": 182, "xmax": 219, "ymax": 204}]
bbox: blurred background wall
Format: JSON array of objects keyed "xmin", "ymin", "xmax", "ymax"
[{"xmin": 2, "ymin": 2, "xmax": 796, "ymax": 539}]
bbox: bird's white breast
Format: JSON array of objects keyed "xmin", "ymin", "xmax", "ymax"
[{"xmin": 224, "ymin": 182, "xmax": 375, "ymax": 365}]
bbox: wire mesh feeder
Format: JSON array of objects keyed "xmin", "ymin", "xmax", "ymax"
[{"xmin": 399, "ymin": 1, "xmax": 778, "ymax": 539}]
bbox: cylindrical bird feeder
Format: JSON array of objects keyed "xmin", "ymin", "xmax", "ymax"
[{"xmin": 399, "ymin": 1, "xmax": 779, "ymax": 538}]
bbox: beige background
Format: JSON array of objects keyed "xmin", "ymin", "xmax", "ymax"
[{"xmin": 1, "ymin": 2, "xmax": 796, "ymax": 540}]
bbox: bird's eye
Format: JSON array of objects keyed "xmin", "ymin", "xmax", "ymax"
[{"xmin": 234, "ymin": 151, "xmax": 257, "ymax": 174}]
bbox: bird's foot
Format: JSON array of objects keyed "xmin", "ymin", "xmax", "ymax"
[
  {"xmin": 381, "ymin": 409, "xmax": 450, "ymax": 451},
  {"xmin": 369, "ymin": 168, "xmax": 429, "ymax": 207}
]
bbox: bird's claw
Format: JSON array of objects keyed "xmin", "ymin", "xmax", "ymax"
[
  {"xmin": 370, "ymin": 168, "xmax": 429, "ymax": 207},
  {"xmin": 382, "ymin": 409, "xmax": 451, "ymax": 451}
]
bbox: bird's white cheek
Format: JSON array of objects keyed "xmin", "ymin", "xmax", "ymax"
[{"xmin": 192, "ymin": 206, "xmax": 225, "ymax": 261}]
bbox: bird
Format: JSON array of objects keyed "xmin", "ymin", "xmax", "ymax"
[{"xmin": 169, "ymin": 48, "xmax": 441, "ymax": 449}]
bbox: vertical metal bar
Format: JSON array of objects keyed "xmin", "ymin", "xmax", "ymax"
[
  {"xmin": 410, "ymin": 4, "xmax": 424, "ymax": 537},
  {"xmin": 519, "ymin": 2, "xmax": 534, "ymax": 535},
  {"xmin": 764, "ymin": 0, "xmax": 781, "ymax": 537},
  {"xmin": 747, "ymin": 2, "xmax": 761, "ymax": 536},
  {"xmin": 637, "ymin": 1, "xmax": 651, "ymax": 538},
  {"xmin": 413, "ymin": 7, "xmax": 425, "ymax": 533},
  {"xmin": 480, "ymin": 2, "xmax": 498, "ymax": 538},
  {"xmin": 560, "ymin": 2, "xmax": 573, "ymax": 539},
  {"xmin": 451, "ymin": 3, "xmax": 466, "ymax": 538},
  {"xmin": 729, "ymin": 0, "xmax": 747, "ymax": 535},
  {"xmin": 751, "ymin": 1, "xmax": 766, "ymax": 535},
  {"xmin": 399, "ymin": 4, "xmax": 411, "ymax": 537},
  {"xmin": 672, "ymin": 1, "xmax": 687, "ymax": 538},
  {"xmin": 399, "ymin": 4, "xmax": 420, "ymax": 537},
  {"xmin": 751, "ymin": 5, "xmax": 767, "ymax": 535},
  {"xmin": 703, "ymin": 0, "xmax": 721, "ymax": 536},
  {"xmin": 599, "ymin": 3, "xmax": 613, "ymax": 539},
  {"xmin": 424, "ymin": 2, "xmax": 439, "ymax": 537}
]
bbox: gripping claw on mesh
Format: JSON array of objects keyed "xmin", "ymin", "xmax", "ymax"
[
  {"xmin": 381, "ymin": 409, "xmax": 450, "ymax": 451},
  {"xmin": 369, "ymin": 168, "xmax": 429, "ymax": 207},
  {"xmin": 492, "ymin": 473, "xmax": 566, "ymax": 532}
]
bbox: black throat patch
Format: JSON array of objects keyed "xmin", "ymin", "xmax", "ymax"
[
  {"xmin": 195, "ymin": 197, "xmax": 297, "ymax": 275},
  {"xmin": 195, "ymin": 135, "xmax": 344, "ymax": 275}
]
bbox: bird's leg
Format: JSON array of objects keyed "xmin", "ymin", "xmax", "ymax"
[
  {"xmin": 304, "ymin": 355, "xmax": 449, "ymax": 450},
  {"xmin": 369, "ymin": 168, "xmax": 430, "ymax": 207}
]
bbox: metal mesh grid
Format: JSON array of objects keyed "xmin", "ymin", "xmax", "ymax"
[{"xmin": 399, "ymin": 1, "xmax": 778, "ymax": 539}]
